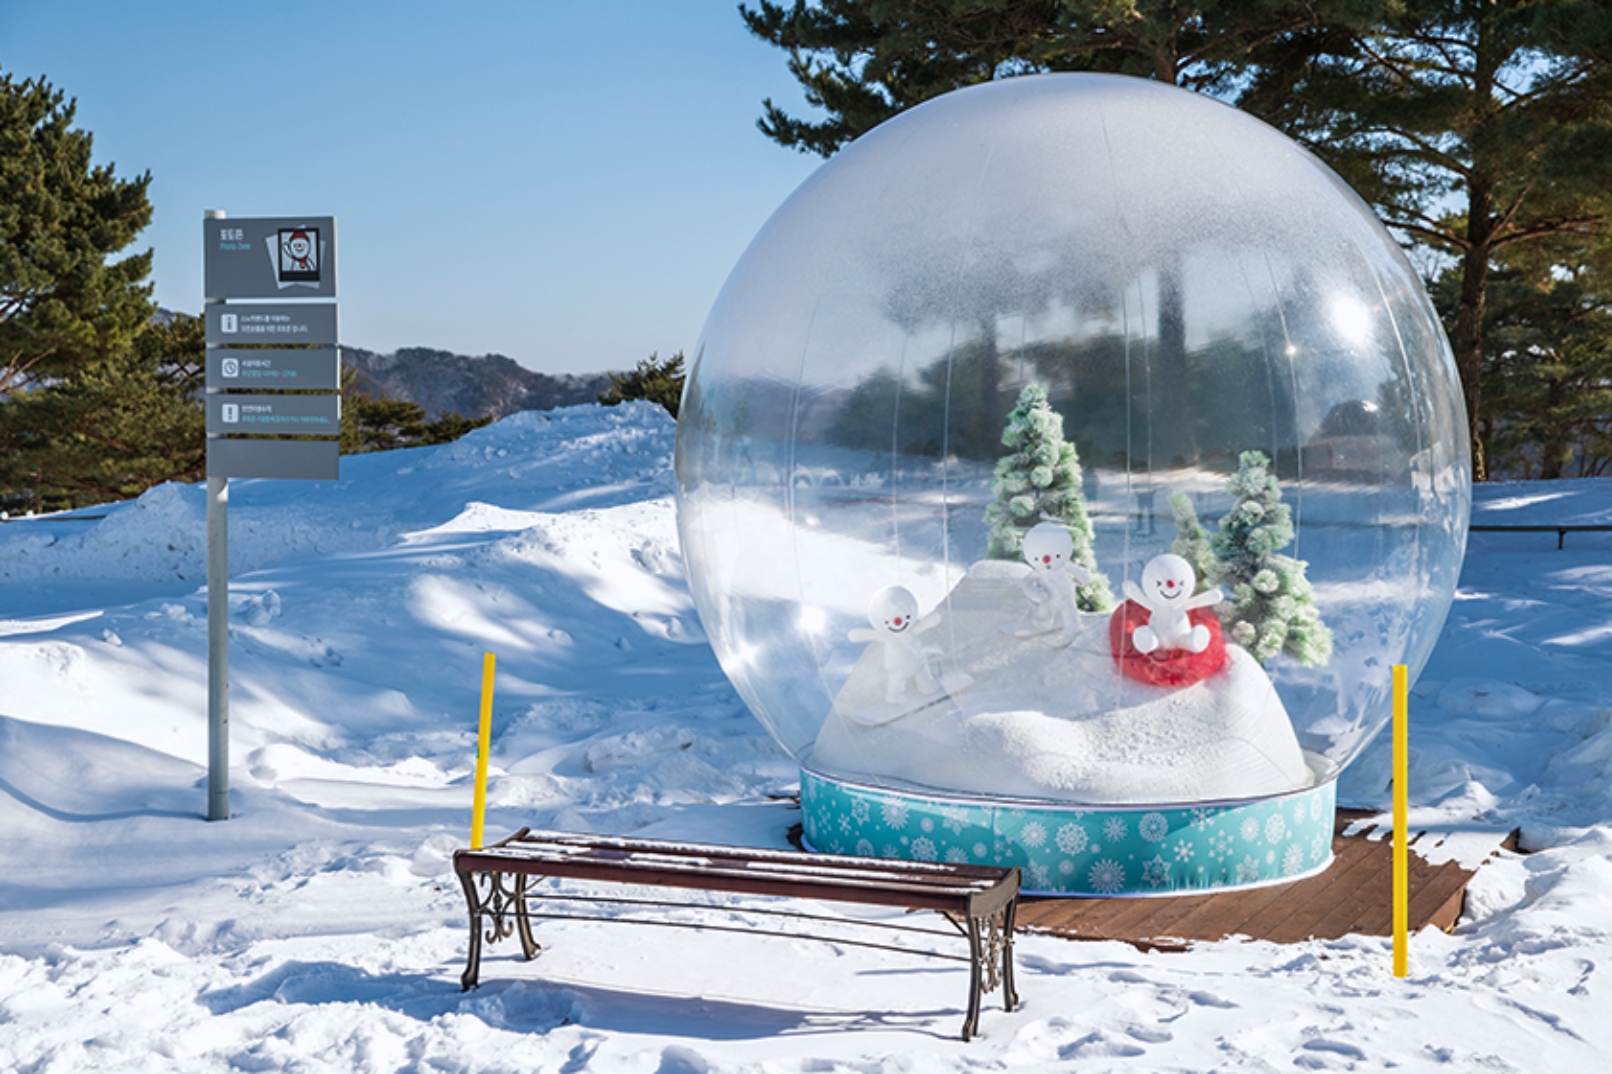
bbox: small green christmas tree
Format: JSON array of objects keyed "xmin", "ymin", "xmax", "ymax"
[
  {"xmin": 1208, "ymin": 450, "xmax": 1332, "ymax": 666},
  {"xmin": 1168, "ymin": 490, "xmax": 1213, "ymax": 591},
  {"xmin": 985, "ymin": 384, "xmax": 1113, "ymax": 611}
]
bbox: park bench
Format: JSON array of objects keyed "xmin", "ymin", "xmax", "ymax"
[{"xmin": 453, "ymin": 827, "xmax": 1021, "ymax": 1041}]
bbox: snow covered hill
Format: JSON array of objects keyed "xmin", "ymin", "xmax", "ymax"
[{"xmin": 2, "ymin": 402, "xmax": 1610, "ymax": 1071}]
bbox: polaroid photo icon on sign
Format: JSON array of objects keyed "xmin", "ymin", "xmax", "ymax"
[{"xmin": 276, "ymin": 227, "xmax": 320, "ymax": 283}]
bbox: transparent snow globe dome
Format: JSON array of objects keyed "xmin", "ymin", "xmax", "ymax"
[{"xmin": 676, "ymin": 73, "xmax": 1468, "ymax": 813}]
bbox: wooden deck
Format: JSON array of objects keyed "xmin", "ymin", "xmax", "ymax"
[{"xmin": 1014, "ymin": 810, "xmax": 1514, "ymax": 949}]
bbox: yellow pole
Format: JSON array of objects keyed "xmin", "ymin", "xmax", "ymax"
[
  {"xmin": 1392, "ymin": 662, "xmax": 1409, "ymax": 978},
  {"xmin": 471, "ymin": 652, "xmax": 496, "ymax": 849}
]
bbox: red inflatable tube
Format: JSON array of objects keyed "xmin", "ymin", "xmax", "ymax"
[{"xmin": 1109, "ymin": 600, "xmax": 1228, "ymax": 687}]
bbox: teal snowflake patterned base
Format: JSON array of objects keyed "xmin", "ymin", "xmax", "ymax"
[{"xmin": 799, "ymin": 769, "xmax": 1336, "ymax": 896}]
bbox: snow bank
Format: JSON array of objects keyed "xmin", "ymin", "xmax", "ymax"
[{"xmin": 1, "ymin": 407, "xmax": 1611, "ymax": 1069}]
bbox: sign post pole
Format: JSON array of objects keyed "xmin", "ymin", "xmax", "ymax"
[{"xmin": 204, "ymin": 209, "xmax": 230, "ymax": 821}]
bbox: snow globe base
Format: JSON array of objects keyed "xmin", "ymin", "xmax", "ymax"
[{"xmin": 799, "ymin": 769, "xmax": 1337, "ymax": 896}]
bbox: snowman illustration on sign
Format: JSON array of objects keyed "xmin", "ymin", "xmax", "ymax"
[
  {"xmin": 1015, "ymin": 521, "xmax": 1091, "ymax": 645},
  {"xmin": 848, "ymin": 586, "xmax": 942, "ymax": 704},
  {"xmin": 1124, "ymin": 553, "xmax": 1225, "ymax": 654}
]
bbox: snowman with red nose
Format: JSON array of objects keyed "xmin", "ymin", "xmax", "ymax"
[
  {"xmin": 1015, "ymin": 521, "xmax": 1091, "ymax": 645},
  {"xmin": 848, "ymin": 586, "xmax": 941, "ymax": 704},
  {"xmin": 1124, "ymin": 553, "xmax": 1224, "ymax": 654}
]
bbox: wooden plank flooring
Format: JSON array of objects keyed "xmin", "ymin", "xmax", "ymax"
[{"xmin": 1015, "ymin": 810, "xmax": 1511, "ymax": 949}]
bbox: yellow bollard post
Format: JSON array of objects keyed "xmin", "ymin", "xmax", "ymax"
[
  {"xmin": 471, "ymin": 652, "xmax": 496, "ymax": 850},
  {"xmin": 1392, "ymin": 662, "xmax": 1409, "ymax": 978}
]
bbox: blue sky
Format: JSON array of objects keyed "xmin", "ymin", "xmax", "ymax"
[{"xmin": 0, "ymin": 1, "xmax": 822, "ymax": 374}]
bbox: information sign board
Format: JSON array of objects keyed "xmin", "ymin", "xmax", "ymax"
[
  {"xmin": 207, "ymin": 393, "xmax": 341, "ymax": 435},
  {"xmin": 206, "ymin": 438, "xmax": 340, "ymax": 481},
  {"xmin": 204, "ymin": 216, "xmax": 337, "ymax": 299},
  {"xmin": 206, "ymin": 348, "xmax": 340, "ymax": 390},
  {"xmin": 205, "ymin": 302, "xmax": 338, "ymax": 345}
]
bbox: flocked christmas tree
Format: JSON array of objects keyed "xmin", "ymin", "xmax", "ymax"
[
  {"xmin": 1168, "ymin": 490, "xmax": 1213, "ymax": 591},
  {"xmin": 985, "ymin": 384, "xmax": 1112, "ymax": 611},
  {"xmin": 1208, "ymin": 450, "xmax": 1332, "ymax": 666}
]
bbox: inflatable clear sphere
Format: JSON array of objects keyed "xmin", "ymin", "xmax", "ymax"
[{"xmin": 676, "ymin": 74, "xmax": 1469, "ymax": 893}]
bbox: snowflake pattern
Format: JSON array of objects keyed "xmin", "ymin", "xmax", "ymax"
[
  {"xmin": 799, "ymin": 773, "xmax": 1333, "ymax": 897},
  {"xmin": 1282, "ymin": 844, "xmax": 1305, "ymax": 876},
  {"xmin": 1089, "ymin": 859, "xmax": 1127, "ymax": 894},
  {"xmin": 1056, "ymin": 823, "xmax": 1090, "ymax": 855}
]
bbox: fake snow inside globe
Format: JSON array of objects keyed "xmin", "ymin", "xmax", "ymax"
[{"xmin": 675, "ymin": 74, "xmax": 1469, "ymax": 895}]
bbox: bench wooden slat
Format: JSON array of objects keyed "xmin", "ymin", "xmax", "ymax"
[
  {"xmin": 456, "ymin": 849, "xmax": 1006, "ymax": 913},
  {"xmin": 496, "ymin": 827, "xmax": 1014, "ymax": 882},
  {"xmin": 463, "ymin": 841, "xmax": 1006, "ymax": 890}
]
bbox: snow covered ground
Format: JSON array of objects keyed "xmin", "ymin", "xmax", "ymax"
[{"xmin": 2, "ymin": 401, "xmax": 1610, "ymax": 1072}]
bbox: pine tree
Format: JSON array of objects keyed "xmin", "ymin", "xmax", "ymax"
[
  {"xmin": 599, "ymin": 351, "xmax": 685, "ymax": 418},
  {"xmin": 0, "ymin": 314, "xmax": 204, "ymax": 512},
  {"xmin": 1208, "ymin": 451, "xmax": 1331, "ymax": 666},
  {"xmin": 1, "ymin": 72, "xmax": 154, "ymax": 403},
  {"xmin": 339, "ymin": 366, "xmax": 491, "ymax": 454},
  {"xmin": 1437, "ymin": 233, "xmax": 1612, "ymax": 480},
  {"xmin": 1168, "ymin": 489, "xmax": 1213, "ymax": 590},
  {"xmin": 1242, "ymin": 1, "xmax": 1612, "ymax": 480},
  {"xmin": 739, "ymin": 1, "xmax": 1379, "ymax": 157},
  {"xmin": 985, "ymin": 384, "xmax": 1112, "ymax": 611}
]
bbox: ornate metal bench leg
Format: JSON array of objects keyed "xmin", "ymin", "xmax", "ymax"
[
  {"xmin": 457, "ymin": 868, "xmax": 485, "ymax": 992},
  {"xmin": 1000, "ymin": 901, "xmax": 1019, "ymax": 1011},
  {"xmin": 515, "ymin": 873, "xmax": 539, "ymax": 960},
  {"xmin": 963, "ymin": 914, "xmax": 985, "ymax": 1042}
]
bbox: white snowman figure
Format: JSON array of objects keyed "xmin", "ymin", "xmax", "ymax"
[
  {"xmin": 1016, "ymin": 521, "xmax": 1092, "ymax": 645},
  {"xmin": 848, "ymin": 585, "xmax": 941, "ymax": 703},
  {"xmin": 1124, "ymin": 553, "xmax": 1225, "ymax": 654}
]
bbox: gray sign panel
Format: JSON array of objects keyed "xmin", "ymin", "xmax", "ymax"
[
  {"xmin": 205, "ymin": 216, "xmax": 337, "ymax": 299},
  {"xmin": 206, "ymin": 302, "xmax": 338, "ymax": 345},
  {"xmin": 207, "ymin": 348, "xmax": 340, "ymax": 390},
  {"xmin": 207, "ymin": 393, "xmax": 341, "ymax": 435},
  {"xmin": 207, "ymin": 437, "xmax": 340, "ymax": 481}
]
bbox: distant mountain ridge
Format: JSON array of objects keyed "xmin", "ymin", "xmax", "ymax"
[{"xmin": 342, "ymin": 347, "xmax": 613, "ymax": 421}]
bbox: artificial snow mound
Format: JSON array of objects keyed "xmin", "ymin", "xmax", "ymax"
[{"xmin": 811, "ymin": 561, "xmax": 1312, "ymax": 803}]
